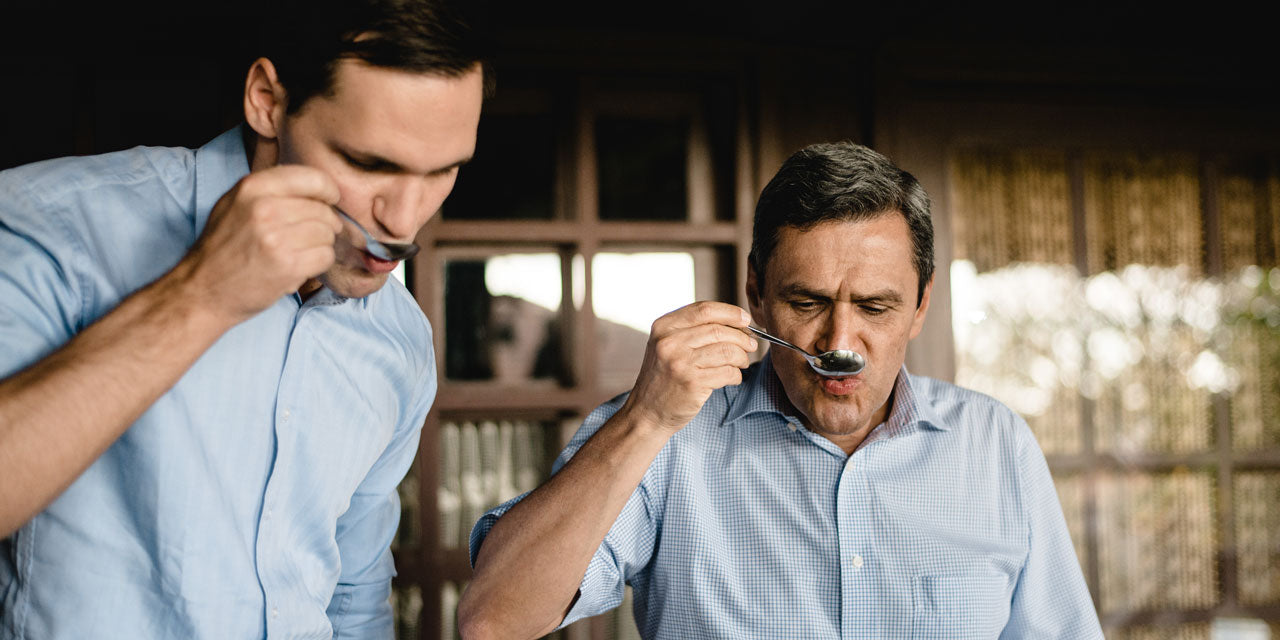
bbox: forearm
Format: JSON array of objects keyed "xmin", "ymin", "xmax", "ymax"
[
  {"xmin": 0, "ymin": 263, "xmax": 237, "ymax": 536},
  {"xmin": 458, "ymin": 408, "xmax": 670, "ymax": 640}
]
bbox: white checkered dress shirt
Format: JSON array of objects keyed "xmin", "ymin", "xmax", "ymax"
[{"xmin": 471, "ymin": 352, "xmax": 1103, "ymax": 639}]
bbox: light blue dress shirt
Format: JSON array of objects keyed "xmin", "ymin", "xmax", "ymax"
[
  {"xmin": 472, "ymin": 352, "xmax": 1103, "ymax": 639},
  {"xmin": 0, "ymin": 128, "xmax": 436, "ymax": 639}
]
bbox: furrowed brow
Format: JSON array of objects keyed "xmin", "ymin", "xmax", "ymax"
[
  {"xmin": 779, "ymin": 284, "xmax": 831, "ymax": 300},
  {"xmin": 853, "ymin": 290, "xmax": 904, "ymax": 305}
]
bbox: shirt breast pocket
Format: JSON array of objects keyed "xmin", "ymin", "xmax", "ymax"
[{"xmin": 911, "ymin": 571, "xmax": 1011, "ymax": 639}]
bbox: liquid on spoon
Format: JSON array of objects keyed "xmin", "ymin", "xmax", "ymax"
[{"xmin": 746, "ymin": 326, "xmax": 866, "ymax": 377}]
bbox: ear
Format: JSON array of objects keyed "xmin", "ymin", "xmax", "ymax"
[
  {"xmin": 746, "ymin": 263, "xmax": 764, "ymax": 322},
  {"xmin": 243, "ymin": 57, "xmax": 288, "ymax": 140},
  {"xmin": 908, "ymin": 276, "xmax": 934, "ymax": 340}
]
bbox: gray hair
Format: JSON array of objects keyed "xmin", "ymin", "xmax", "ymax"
[{"xmin": 749, "ymin": 141, "xmax": 934, "ymax": 305}]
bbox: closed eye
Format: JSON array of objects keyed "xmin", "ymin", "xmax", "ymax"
[{"xmin": 343, "ymin": 154, "xmax": 401, "ymax": 173}]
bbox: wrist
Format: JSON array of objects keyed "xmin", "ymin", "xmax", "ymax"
[
  {"xmin": 149, "ymin": 259, "xmax": 244, "ymax": 335},
  {"xmin": 609, "ymin": 402, "xmax": 680, "ymax": 449}
]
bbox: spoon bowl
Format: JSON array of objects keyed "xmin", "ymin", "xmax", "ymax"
[
  {"xmin": 333, "ymin": 206, "xmax": 420, "ymax": 262},
  {"xmin": 746, "ymin": 326, "xmax": 865, "ymax": 377}
]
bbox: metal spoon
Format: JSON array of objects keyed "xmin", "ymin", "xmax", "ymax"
[
  {"xmin": 746, "ymin": 326, "xmax": 866, "ymax": 377},
  {"xmin": 332, "ymin": 206, "xmax": 420, "ymax": 261}
]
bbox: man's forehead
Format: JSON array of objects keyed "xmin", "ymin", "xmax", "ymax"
[{"xmin": 761, "ymin": 216, "xmax": 918, "ymax": 291}]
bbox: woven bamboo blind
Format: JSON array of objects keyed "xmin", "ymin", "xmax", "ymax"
[{"xmin": 949, "ymin": 148, "xmax": 1280, "ymax": 634}]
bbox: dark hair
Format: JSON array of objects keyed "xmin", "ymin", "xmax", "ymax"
[
  {"xmin": 260, "ymin": 0, "xmax": 493, "ymax": 115},
  {"xmin": 749, "ymin": 142, "xmax": 934, "ymax": 306}
]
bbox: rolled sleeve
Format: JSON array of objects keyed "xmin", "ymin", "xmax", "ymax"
[{"xmin": 0, "ymin": 211, "xmax": 85, "ymax": 379}]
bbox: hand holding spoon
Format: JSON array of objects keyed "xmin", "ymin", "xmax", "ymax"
[{"xmin": 746, "ymin": 326, "xmax": 865, "ymax": 377}]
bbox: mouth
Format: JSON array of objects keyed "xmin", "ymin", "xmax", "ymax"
[
  {"xmin": 817, "ymin": 373, "xmax": 861, "ymax": 395},
  {"xmin": 360, "ymin": 251, "xmax": 399, "ymax": 274}
]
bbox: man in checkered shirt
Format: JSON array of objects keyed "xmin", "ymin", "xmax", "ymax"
[{"xmin": 459, "ymin": 142, "xmax": 1103, "ymax": 639}]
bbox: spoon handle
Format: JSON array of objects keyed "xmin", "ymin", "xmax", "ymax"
[
  {"xmin": 746, "ymin": 326, "xmax": 809, "ymax": 356},
  {"xmin": 332, "ymin": 206, "xmax": 420, "ymax": 261}
]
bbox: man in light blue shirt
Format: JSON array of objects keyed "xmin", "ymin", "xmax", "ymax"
[
  {"xmin": 0, "ymin": 1, "xmax": 486, "ymax": 637},
  {"xmin": 461, "ymin": 142, "xmax": 1103, "ymax": 638}
]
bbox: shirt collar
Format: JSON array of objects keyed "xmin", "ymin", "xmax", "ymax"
[
  {"xmin": 194, "ymin": 126, "xmax": 251, "ymax": 235},
  {"xmin": 723, "ymin": 350, "xmax": 785, "ymax": 426},
  {"xmin": 724, "ymin": 352, "xmax": 949, "ymax": 436},
  {"xmin": 881, "ymin": 366, "xmax": 950, "ymax": 435}
]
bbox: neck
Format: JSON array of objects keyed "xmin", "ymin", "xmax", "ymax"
[{"xmin": 243, "ymin": 126, "xmax": 279, "ymax": 172}]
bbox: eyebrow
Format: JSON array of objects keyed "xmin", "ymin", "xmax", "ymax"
[
  {"xmin": 337, "ymin": 144, "xmax": 472, "ymax": 176},
  {"xmin": 779, "ymin": 284, "xmax": 904, "ymax": 305}
]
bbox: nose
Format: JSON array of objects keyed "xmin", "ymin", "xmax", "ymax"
[
  {"xmin": 815, "ymin": 302, "xmax": 859, "ymax": 353},
  {"xmin": 372, "ymin": 174, "xmax": 453, "ymax": 241}
]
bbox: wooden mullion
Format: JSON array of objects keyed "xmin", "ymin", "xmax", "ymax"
[
  {"xmin": 734, "ymin": 72, "xmax": 756, "ymax": 311},
  {"xmin": 1044, "ymin": 451, "xmax": 1273, "ymax": 472},
  {"xmin": 433, "ymin": 385, "xmax": 595, "ymax": 412},
  {"xmin": 430, "ymin": 220, "xmax": 740, "ymax": 244},
  {"xmin": 1067, "ymin": 149, "xmax": 1102, "ymax": 610},
  {"xmin": 411, "ymin": 227, "xmax": 448, "ymax": 640},
  {"xmin": 1101, "ymin": 603, "xmax": 1280, "ymax": 628},
  {"xmin": 575, "ymin": 77, "xmax": 602, "ymax": 461},
  {"xmin": 1201, "ymin": 153, "xmax": 1240, "ymax": 610}
]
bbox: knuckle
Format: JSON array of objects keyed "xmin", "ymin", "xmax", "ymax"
[
  {"xmin": 258, "ymin": 230, "xmax": 287, "ymax": 256},
  {"xmin": 713, "ymin": 342, "xmax": 733, "ymax": 360},
  {"xmin": 248, "ymin": 199, "xmax": 276, "ymax": 224},
  {"xmin": 691, "ymin": 301, "xmax": 716, "ymax": 323},
  {"xmin": 650, "ymin": 316, "xmax": 666, "ymax": 336}
]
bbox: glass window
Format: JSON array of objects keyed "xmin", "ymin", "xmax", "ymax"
[
  {"xmin": 591, "ymin": 251, "xmax": 699, "ymax": 393},
  {"xmin": 436, "ymin": 419, "xmax": 557, "ymax": 550},
  {"xmin": 443, "ymin": 253, "xmax": 567, "ymax": 383},
  {"xmin": 949, "ymin": 148, "xmax": 1280, "ymax": 635}
]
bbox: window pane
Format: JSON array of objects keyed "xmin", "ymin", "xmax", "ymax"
[
  {"xmin": 1097, "ymin": 471, "xmax": 1218, "ymax": 614},
  {"xmin": 444, "ymin": 113, "xmax": 557, "ymax": 220},
  {"xmin": 948, "ymin": 149, "xmax": 1280, "ymax": 634},
  {"xmin": 393, "ymin": 457, "xmax": 421, "ymax": 551},
  {"xmin": 596, "ymin": 117, "xmax": 688, "ymax": 221},
  {"xmin": 950, "ymin": 260, "xmax": 1086, "ymax": 456},
  {"xmin": 592, "ymin": 251, "xmax": 698, "ymax": 393},
  {"xmin": 951, "ymin": 149, "xmax": 1074, "ymax": 271},
  {"xmin": 440, "ymin": 582, "xmax": 458, "ymax": 640},
  {"xmin": 437, "ymin": 419, "xmax": 558, "ymax": 550},
  {"xmin": 443, "ymin": 254, "xmax": 566, "ymax": 383},
  {"xmin": 1083, "ymin": 152, "xmax": 1202, "ymax": 273},
  {"xmin": 1054, "ymin": 473, "xmax": 1089, "ymax": 590},
  {"xmin": 392, "ymin": 583, "xmax": 423, "ymax": 640},
  {"xmin": 1235, "ymin": 472, "xmax": 1280, "ymax": 606},
  {"xmin": 948, "ymin": 150, "xmax": 1084, "ymax": 455}
]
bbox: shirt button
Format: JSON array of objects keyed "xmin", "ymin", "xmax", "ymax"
[
  {"xmin": 851, "ymin": 554, "xmax": 864, "ymax": 569},
  {"xmin": 281, "ymin": 409, "xmax": 291, "ymax": 422},
  {"xmin": 265, "ymin": 509, "xmax": 273, "ymax": 520},
  {"xmin": 271, "ymin": 607, "xmax": 279, "ymax": 619}
]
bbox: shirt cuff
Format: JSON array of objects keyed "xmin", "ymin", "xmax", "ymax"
[{"xmin": 557, "ymin": 546, "xmax": 625, "ymax": 629}]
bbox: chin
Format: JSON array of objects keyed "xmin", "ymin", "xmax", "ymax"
[{"xmin": 320, "ymin": 268, "xmax": 389, "ymax": 299}]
